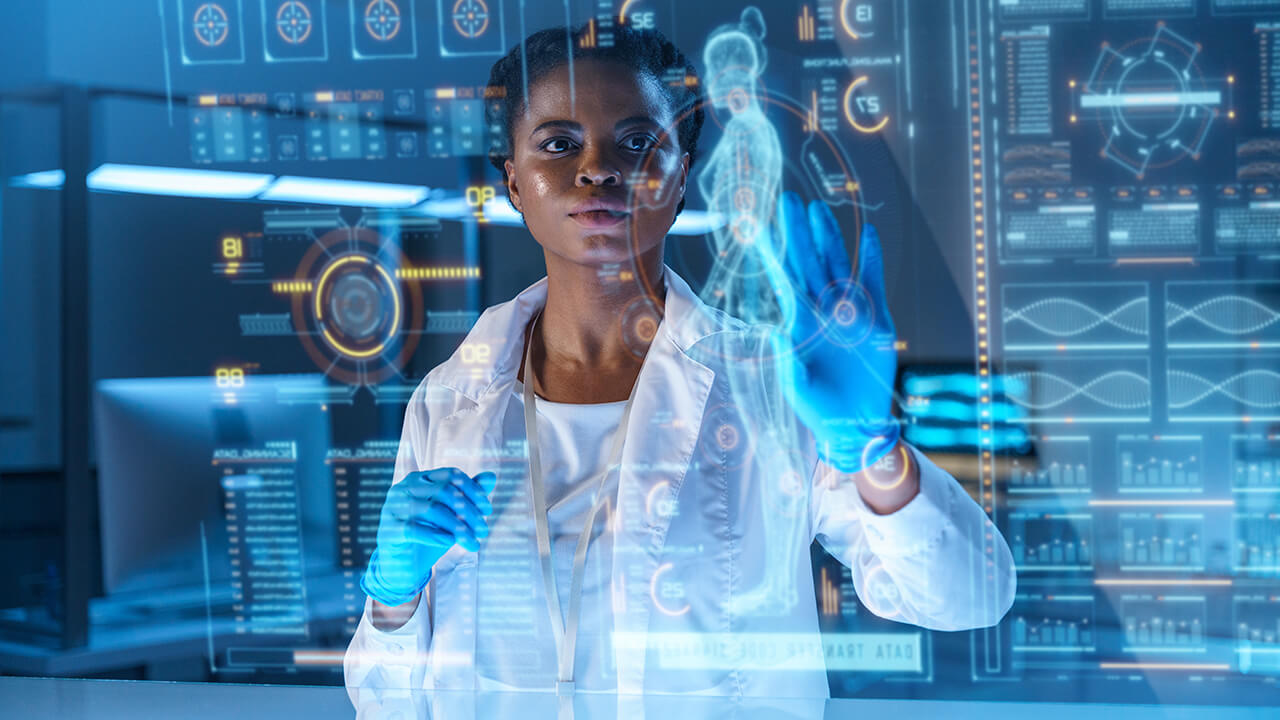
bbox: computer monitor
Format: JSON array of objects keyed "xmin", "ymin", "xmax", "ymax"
[{"xmin": 93, "ymin": 375, "xmax": 335, "ymax": 598}]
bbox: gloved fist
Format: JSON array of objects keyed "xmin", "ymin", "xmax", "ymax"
[{"xmin": 360, "ymin": 467, "xmax": 497, "ymax": 607}]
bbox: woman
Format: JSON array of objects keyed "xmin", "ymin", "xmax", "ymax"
[{"xmin": 344, "ymin": 22, "xmax": 1015, "ymax": 706}]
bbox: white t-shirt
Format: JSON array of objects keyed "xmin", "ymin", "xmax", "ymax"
[{"xmin": 500, "ymin": 379, "xmax": 627, "ymax": 691}]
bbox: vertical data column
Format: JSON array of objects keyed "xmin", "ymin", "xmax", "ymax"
[
  {"xmin": 218, "ymin": 440, "xmax": 309, "ymax": 638},
  {"xmin": 332, "ymin": 440, "xmax": 398, "ymax": 634}
]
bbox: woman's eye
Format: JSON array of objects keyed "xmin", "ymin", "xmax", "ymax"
[
  {"xmin": 541, "ymin": 138, "xmax": 574, "ymax": 153},
  {"xmin": 623, "ymin": 134, "xmax": 657, "ymax": 152}
]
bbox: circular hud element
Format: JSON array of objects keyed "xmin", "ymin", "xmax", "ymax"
[
  {"xmin": 697, "ymin": 403, "xmax": 755, "ymax": 471},
  {"xmin": 275, "ymin": 1, "xmax": 313, "ymax": 45},
  {"xmin": 1081, "ymin": 25, "xmax": 1216, "ymax": 178},
  {"xmin": 193, "ymin": 3, "xmax": 231, "ymax": 46},
  {"xmin": 314, "ymin": 255, "xmax": 400, "ymax": 359},
  {"xmin": 620, "ymin": 295, "xmax": 663, "ymax": 360},
  {"xmin": 817, "ymin": 278, "xmax": 876, "ymax": 348},
  {"xmin": 290, "ymin": 227, "xmax": 423, "ymax": 386}
]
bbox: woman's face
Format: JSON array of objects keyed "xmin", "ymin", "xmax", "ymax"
[{"xmin": 504, "ymin": 58, "xmax": 690, "ymax": 268}]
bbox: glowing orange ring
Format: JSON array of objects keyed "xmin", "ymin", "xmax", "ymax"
[
  {"xmin": 275, "ymin": 1, "xmax": 312, "ymax": 45},
  {"xmin": 364, "ymin": 0, "xmax": 401, "ymax": 41},
  {"xmin": 649, "ymin": 562, "xmax": 691, "ymax": 616},
  {"xmin": 860, "ymin": 440, "xmax": 909, "ymax": 491},
  {"xmin": 838, "ymin": 0, "xmax": 870, "ymax": 40},
  {"xmin": 842, "ymin": 76, "xmax": 889, "ymax": 134},
  {"xmin": 618, "ymin": 0, "xmax": 639, "ymax": 25},
  {"xmin": 313, "ymin": 255, "xmax": 402, "ymax": 359},
  {"xmin": 193, "ymin": 3, "xmax": 230, "ymax": 47},
  {"xmin": 451, "ymin": 0, "xmax": 489, "ymax": 39}
]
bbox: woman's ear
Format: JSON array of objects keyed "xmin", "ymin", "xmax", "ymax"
[{"xmin": 504, "ymin": 158, "xmax": 523, "ymax": 214}]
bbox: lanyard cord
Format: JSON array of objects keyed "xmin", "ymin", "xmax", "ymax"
[{"xmin": 521, "ymin": 310, "xmax": 642, "ymax": 695}]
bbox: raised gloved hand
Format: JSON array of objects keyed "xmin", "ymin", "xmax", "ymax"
[
  {"xmin": 762, "ymin": 191, "xmax": 900, "ymax": 474},
  {"xmin": 360, "ymin": 467, "xmax": 497, "ymax": 607}
]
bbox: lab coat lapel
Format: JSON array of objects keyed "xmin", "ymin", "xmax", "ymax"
[
  {"xmin": 611, "ymin": 269, "xmax": 717, "ymax": 695},
  {"xmin": 428, "ymin": 286, "xmax": 547, "ymax": 691},
  {"xmin": 432, "ymin": 266, "xmax": 722, "ymax": 694}
]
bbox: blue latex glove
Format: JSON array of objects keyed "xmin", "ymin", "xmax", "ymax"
[
  {"xmin": 360, "ymin": 467, "xmax": 497, "ymax": 607},
  {"xmin": 762, "ymin": 191, "xmax": 901, "ymax": 474}
]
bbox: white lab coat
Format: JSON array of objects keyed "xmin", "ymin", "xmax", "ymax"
[{"xmin": 345, "ymin": 264, "xmax": 1016, "ymax": 708}]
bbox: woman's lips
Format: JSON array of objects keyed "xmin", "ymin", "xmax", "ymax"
[{"xmin": 569, "ymin": 209, "xmax": 629, "ymax": 228}]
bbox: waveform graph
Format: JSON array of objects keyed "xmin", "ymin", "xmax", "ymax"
[
  {"xmin": 1008, "ymin": 435, "xmax": 1092, "ymax": 495},
  {"xmin": 1009, "ymin": 511, "xmax": 1094, "ymax": 571},
  {"xmin": 1004, "ymin": 357, "xmax": 1151, "ymax": 424},
  {"xmin": 1166, "ymin": 282, "xmax": 1280, "ymax": 350},
  {"xmin": 1167, "ymin": 357, "xmax": 1280, "ymax": 422},
  {"xmin": 1119, "ymin": 595, "xmax": 1207, "ymax": 653},
  {"xmin": 1231, "ymin": 434, "xmax": 1280, "ymax": 494},
  {"xmin": 1002, "ymin": 283, "xmax": 1150, "ymax": 352},
  {"xmin": 1116, "ymin": 435, "xmax": 1204, "ymax": 494},
  {"xmin": 1009, "ymin": 593, "xmax": 1097, "ymax": 654},
  {"xmin": 1233, "ymin": 595, "xmax": 1280, "ymax": 675},
  {"xmin": 1116, "ymin": 512, "xmax": 1206, "ymax": 572}
]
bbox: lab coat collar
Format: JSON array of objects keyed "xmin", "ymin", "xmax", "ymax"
[{"xmin": 432, "ymin": 263, "xmax": 728, "ymax": 403}]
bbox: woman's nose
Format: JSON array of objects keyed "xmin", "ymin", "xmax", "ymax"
[{"xmin": 576, "ymin": 147, "xmax": 622, "ymax": 186}]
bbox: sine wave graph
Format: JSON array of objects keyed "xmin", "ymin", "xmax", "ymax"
[
  {"xmin": 1167, "ymin": 297, "xmax": 1280, "ymax": 334},
  {"xmin": 1166, "ymin": 284, "xmax": 1280, "ymax": 349},
  {"xmin": 1168, "ymin": 366, "xmax": 1280, "ymax": 421},
  {"xmin": 1005, "ymin": 297, "xmax": 1148, "ymax": 336},
  {"xmin": 1007, "ymin": 363, "xmax": 1151, "ymax": 422},
  {"xmin": 1002, "ymin": 284, "xmax": 1150, "ymax": 351}
]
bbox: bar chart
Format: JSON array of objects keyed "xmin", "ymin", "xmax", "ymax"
[
  {"xmin": 1118, "ymin": 513, "xmax": 1205, "ymax": 570},
  {"xmin": 1117, "ymin": 435, "xmax": 1203, "ymax": 493},
  {"xmin": 1234, "ymin": 513, "xmax": 1280, "ymax": 573},
  {"xmin": 1234, "ymin": 596, "xmax": 1280, "ymax": 649},
  {"xmin": 1231, "ymin": 435, "xmax": 1280, "ymax": 493},
  {"xmin": 1010, "ymin": 512, "xmax": 1094, "ymax": 570},
  {"xmin": 1011, "ymin": 594, "xmax": 1096, "ymax": 652},
  {"xmin": 1120, "ymin": 595, "xmax": 1207, "ymax": 652}
]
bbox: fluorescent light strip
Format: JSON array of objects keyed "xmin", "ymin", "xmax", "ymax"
[
  {"xmin": 1098, "ymin": 662, "xmax": 1230, "ymax": 671},
  {"xmin": 1088, "ymin": 499, "xmax": 1235, "ymax": 507},
  {"xmin": 260, "ymin": 176, "xmax": 429, "ymax": 208},
  {"xmin": 11, "ymin": 165, "xmax": 727, "ymax": 235},
  {"xmin": 473, "ymin": 198, "xmax": 726, "ymax": 236},
  {"xmin": 670, "ymin": 210, "xmax": 727, "ymax": 236},
  {"xmin": 88, "ymin": 163, "xmax": 274, "ymax": 199},
  {"xmin": 1094, "ymin": 578, "xmax": 1232, "ymax": 587},
  {"xmin": 8, "ymin": 169, "xmax": 66, "ymax": 189}
]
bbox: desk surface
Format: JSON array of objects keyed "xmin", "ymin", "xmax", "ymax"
[{"xmin": 3, "ymin": 676, "xmax": 1274, "ymax": 720}]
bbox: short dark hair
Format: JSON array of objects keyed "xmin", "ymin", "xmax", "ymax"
[{"xmin": 486, "ymin": 23, "xmax": 706, "ymax": 215}]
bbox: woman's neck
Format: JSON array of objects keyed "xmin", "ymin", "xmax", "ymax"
[{"xmin": 539, "ymin": 247, "xmax": 666, "ymax": 372}]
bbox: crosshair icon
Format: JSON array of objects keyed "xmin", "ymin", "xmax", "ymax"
[
  {"xmin": 452, "ymin": 0, "xmax": 490, "ymax": 39},
  {"xmin": 364, "ymin": 0, "xmax": 402, "ymax": 41},
  {"xmin": 193, "ymin": 3, "xmax": 230, "ymax": 47},
  {"xmin": 275, "ymin": 1, "xmax": 312, "ymax": 44}
]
